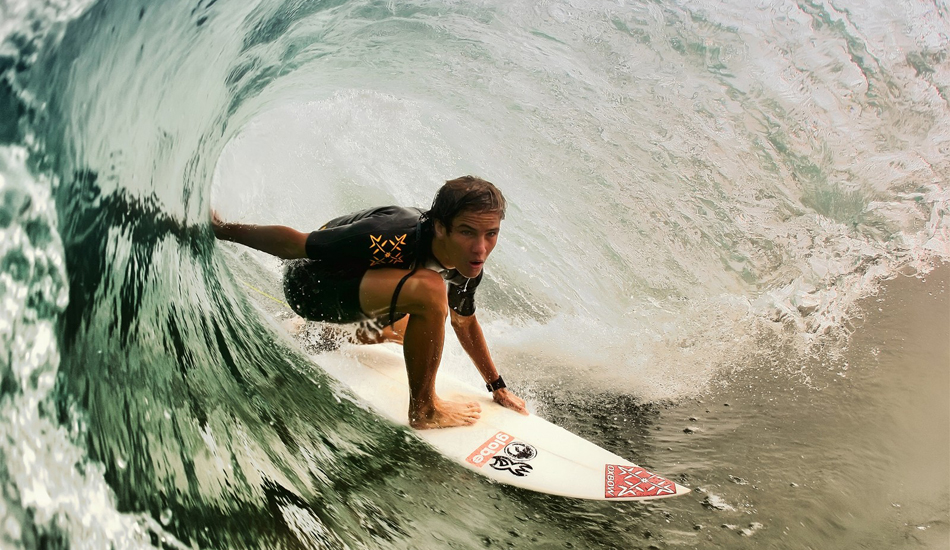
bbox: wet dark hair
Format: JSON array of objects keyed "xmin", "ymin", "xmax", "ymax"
[{"xmin": 428, "ymin": 176, "xmax": 506, "ymax": 231}]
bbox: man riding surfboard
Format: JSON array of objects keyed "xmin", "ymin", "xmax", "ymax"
[{"xmin": 212, "ymin": 176, "xmax": 528, "ymax": 429}]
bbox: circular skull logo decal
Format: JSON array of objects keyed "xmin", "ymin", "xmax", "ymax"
[{"xmin": 503, "ymin": 441, "xmax": 538, "ymax": 462}]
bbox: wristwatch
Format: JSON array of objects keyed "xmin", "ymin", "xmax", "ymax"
[{"xmin": 486, "ymin": 376, "xmax": 506, "ymax": 392}]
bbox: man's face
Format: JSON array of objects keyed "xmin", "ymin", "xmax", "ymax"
[{"xmin": 434, "ymin": 210, "xmax": 502, "ymax": 278}]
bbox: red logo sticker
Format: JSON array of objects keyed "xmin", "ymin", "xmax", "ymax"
[
  {"xmin": 466, "ymin": 431, "xmax": 513, "ymax": 467},
  {"xmin": 605, "ymin": 464, "xmax": 677, "ymax": 498}
]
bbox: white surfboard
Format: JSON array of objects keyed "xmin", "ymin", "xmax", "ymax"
[{"xmin": 315, "ymin": 345, "xmax": 690, "ymax": 501}]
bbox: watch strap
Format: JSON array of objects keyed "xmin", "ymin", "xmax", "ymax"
[{"xmin": 486, "ymin": 376, "xmax": 506, "ymax": 392}]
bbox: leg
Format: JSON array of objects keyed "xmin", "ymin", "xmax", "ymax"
[{"xmin": 359, "ymin": 269, "xmax": 481, "ymax": 429}]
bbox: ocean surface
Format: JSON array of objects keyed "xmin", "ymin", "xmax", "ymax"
[{"xmin": 1, "ymin": 0, "xmax": 948, "ymax": 548}]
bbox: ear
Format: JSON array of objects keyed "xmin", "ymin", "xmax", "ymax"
[{"xmin": 433, "ymin": 219, "xmax": 447, "ymax": 238}]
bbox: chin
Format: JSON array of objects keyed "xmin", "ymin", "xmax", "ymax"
[{"xmin": 462, "ymin": 265, "xmax": 483, "ymax": 278}]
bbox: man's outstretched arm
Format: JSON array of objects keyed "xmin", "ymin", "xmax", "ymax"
[
  {"xmin": 451, "ymin": 310, "xmax": 528, "ymax": 415},
  {"xmin": 211, "ymin": 211, "xmax": 309, "ymax": 259}
]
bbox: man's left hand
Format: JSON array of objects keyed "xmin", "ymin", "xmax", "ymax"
[{"xmin": 493, "ymin": 388, "xmax": 528, "ymax": 415}]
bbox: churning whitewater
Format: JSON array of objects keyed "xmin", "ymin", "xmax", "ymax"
[{"xmin": 1, "ymin": 0, "xmax": 947, "ymax": 548}]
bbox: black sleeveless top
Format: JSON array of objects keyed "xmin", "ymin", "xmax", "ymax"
[{"xmin": 305, "ymin": 206, "xmax": 481, "ymax": 316}]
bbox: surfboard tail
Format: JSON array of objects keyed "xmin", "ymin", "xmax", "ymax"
[{"xmin": 604, "ymin": 463, "xmax": 690, "ymax": 501}]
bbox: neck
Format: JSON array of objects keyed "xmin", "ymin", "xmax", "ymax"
[{"xmin": 429, "ymin": 234, "xmax": 452, "ymax": 269}]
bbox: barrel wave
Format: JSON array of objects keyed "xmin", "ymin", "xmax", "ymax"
[{"xmin": 1, "ymin": 0, "xmax": 947, "ymax": 548}]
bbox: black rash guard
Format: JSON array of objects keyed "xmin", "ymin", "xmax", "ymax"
[{"xmin": 284, "ymin": 206, "xmax": 481, "ymax": 324}]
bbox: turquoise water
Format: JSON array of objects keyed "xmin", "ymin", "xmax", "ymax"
[{"xmin": 1, "ymin": 0, "xmax": 947, "ymax": 548}]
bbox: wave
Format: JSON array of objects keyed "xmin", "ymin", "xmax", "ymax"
[{"xmin": 1, "ymin": 0, "xmax": 947, "ymax": 547}]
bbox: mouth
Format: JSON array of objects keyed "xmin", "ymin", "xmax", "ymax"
[{"xmin": 469, "ymin": 261, "xmax": 485, "ymax": 270}]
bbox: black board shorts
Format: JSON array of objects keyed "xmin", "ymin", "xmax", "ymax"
[{"xmin": 282, "ymin": 259, "xmax": 406, "ymax": 327}]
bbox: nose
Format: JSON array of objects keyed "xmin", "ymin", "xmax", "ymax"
[{"xmin": 473, "ymin": 236, "xmax": 488, "ymax": 256}]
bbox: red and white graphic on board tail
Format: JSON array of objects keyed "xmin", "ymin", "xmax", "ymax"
[{"xmin": 604, "ymin": 464, "xmax": 677, "ymax": 498}]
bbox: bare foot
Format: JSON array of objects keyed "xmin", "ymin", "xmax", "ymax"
[
  {"xmin": 354, "ymin": 322, "xmax": 405, "ymax": 345},
  {"xmin": 409, "ymin": 396, "xmax": 481, "ymax": 429}
]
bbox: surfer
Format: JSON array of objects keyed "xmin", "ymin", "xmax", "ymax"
[{"xmin": 212, "ymin": 176, "xmax": 528, "ymax": 429}]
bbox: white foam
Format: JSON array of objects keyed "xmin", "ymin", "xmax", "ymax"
[{"xmin": 0, "ymin": 0, "xmax": 96, "ymax": 62}]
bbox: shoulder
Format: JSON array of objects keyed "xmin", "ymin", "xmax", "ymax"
[
  {"xmin": 384, "ymin": 206, "xmax": 426, "ymax": 224},
  {"xmin": 321, "ymin": 205, "xmax": 424, "ymax": 229}
]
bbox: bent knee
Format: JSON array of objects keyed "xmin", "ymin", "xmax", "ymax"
[{"xmin": 403, "ymin": 270, "xmax": 449, "ymax": 316}]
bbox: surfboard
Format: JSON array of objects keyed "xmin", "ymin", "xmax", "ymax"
[{"xmin": 315, "ymin": 344, "xmax": 690, "ymax": 501}]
